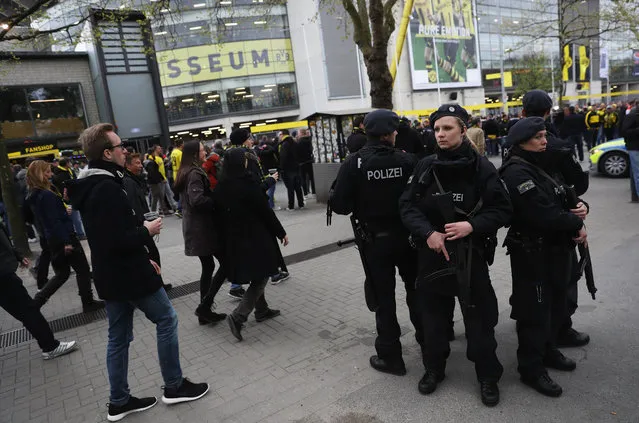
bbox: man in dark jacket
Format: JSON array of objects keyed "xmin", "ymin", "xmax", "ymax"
[
  {"xmin": 297, "ymin": 129, "xmax": 316, "ymax": 196},
  {"xmin": 347, "ymin": 116, "xmax": 367, "ymax": 154},
  {"xmin": 622, "ymin": 103, "xmax": 639, "ymax": 198},
  {"xmin": 278, "ymin": 129, "xmax": 304, "ymax": 210},
  {"xmin": 0, "ymin": 223, "xmax": 78, "ymax": 360},
  {"xmin": 67, "ymin": 123, "xmax": 209, "ymax": 421},
  {"xmin": 256, "ymin": 138, "xmax": 280, "ymax": 209},
  {"xmin": 483, "ymin": 115, "xmax": 500, "ymax": 156},
  {"xmin": 123, "ymin": 153, "xmax": 172, "ymax": 292},
  {"xmin": 52, "ymin": 157, "xmax": 87, "ymax": 239},
  {"xmin": 560, "ymin": 106, "xmax": 587, "ymax": 161},
  {"xmin": 395, "ymin": 117, "xmax": 426, "ymax": 157}
]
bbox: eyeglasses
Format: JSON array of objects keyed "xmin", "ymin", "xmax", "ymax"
[{"xmin": 107, "ymin": 144, "xmax": 126, "ymax": 151}]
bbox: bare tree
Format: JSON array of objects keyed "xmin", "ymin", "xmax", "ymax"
[{"xmin": 320, "ymin": 0, "xmax": 400, "ymax": 109}]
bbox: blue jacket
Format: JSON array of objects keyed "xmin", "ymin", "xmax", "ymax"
[{"xmin": 31, "ymin": 188, "xmax": 74, "ymax": 248}]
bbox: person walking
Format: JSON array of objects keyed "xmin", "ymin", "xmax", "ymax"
[
  {"xmin": 297, "ymin": 129, "xmax": 316, "ymax": 197},
  {"xmin": 67, "ymin": 124, "xmax": 209, "ymax": 422},
  {"xmin": 622, "ymin": 102, "xmax": 639, "ymax": 198},
  {"xmin": 170, "ymin": 140, "xmax": 184, "ymax": 217},
  {"xmin": 26, "ymin": 160, "xmax": 103, "ymax": 313},
  {"xmin": 256, "ymin": 138, "xmax": 280, "ymax": 209},
  {"xmin": 123, "ymin": 153, "xmax": 172, "ymax": 292},
  {"xmin": 146, "ymin": 147, "xmax": 172, "ymax": 216},
  {"xmin": 278, "ymin": 129, "xmax": 305, "ymax": 210},
  {"xmin": 466, "ymin": 117, "xmax": 486, "ymax": 156},
  {"xmin": 560, "ymin": 106, "xmax": 586, "ymax": 161},
  {"xmin": 217, "ymin": 148, "xmax": 287, "ymax": 341},
  {"xmin": 399, "ymin": 104, "xmax": 511, "ymax": 406},
  {"xmin": 0, "ymin": 222, "xmax": 78, "ymax": 360},
  {"xmin": 52, "ymin": 157, "xmax": 87, "ymax": 240},
  {"xmin": 174, "ymin": 140, "xmax": 227, "ymax": 325}
]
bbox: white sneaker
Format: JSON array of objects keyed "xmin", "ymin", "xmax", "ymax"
[
  {"xmin": 42, "ymin": 340, "xmax": 78, "ymax": 360},
  {"xmin": 273, "ymin": 206, "xmax": 282, "ymax": 211},
  {"xmin": 28, "ymin": 238, "xmax": 38, "ymax": 243}
]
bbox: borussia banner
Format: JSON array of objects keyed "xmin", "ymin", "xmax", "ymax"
[{"xmin": 407, "ymin": 0, "xmax": 482, "ymax": 90}]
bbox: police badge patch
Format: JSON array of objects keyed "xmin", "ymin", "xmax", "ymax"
[{"xmin": 517, "ymin": 180, "xmax": 536, "ymax": 194}]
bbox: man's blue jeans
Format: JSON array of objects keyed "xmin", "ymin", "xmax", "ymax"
[
  {"xmin": 628, "ymin": 150, "xmax": 639, "ymax": 197},
  {"xmin": 70, "ymin": 209, "xmax": 85, "ymax": 237},
  {"xmin": 267, "ymin": 184, "xmax": 276, "ymax": 209},
  {"xmin": 105, "ymin": 288, "xmax": 183, "ymax": 406}
]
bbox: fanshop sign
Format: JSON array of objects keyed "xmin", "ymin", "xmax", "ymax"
[
  {"xmin": 157, "ymin": 39, "xmax": 295, "ymax": 87},
  {"xmin": 24, "ymin": 144, "xmax": 55, "ymax": 154}
]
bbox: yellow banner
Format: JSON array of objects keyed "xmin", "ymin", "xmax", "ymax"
[{"xmin": 157, "ymin": 39, "xmax": 295, "ymax": 87}]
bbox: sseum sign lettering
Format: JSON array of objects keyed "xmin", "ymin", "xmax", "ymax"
[{"xmin": 157, "ymin": 39, "xmax": 295, "ymax": 87}]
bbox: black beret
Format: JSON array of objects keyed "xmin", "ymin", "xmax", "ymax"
[
  {"xmin": 429, "ymin": 104, "xmax": 470, "ymax": 128},
  {"xmin": 364, "ymin": 109, "xmax": 400, "ymax": 136},
  {"xmin": 522, "ymin": 90, "xmax": 553, "ymax": 113},
  {"xmin": 229, "ymin": 128, "xmax": 250, "ymax": 145},
  {"xmin": 508, "ymin": 117, "xmax": 546, "ymax": 145}
]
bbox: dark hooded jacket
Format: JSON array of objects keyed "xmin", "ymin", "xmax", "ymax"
[
  {"xmin": 30, "ymin": 188, "xmax": 75, "ymax": 250},
  {"xmin": 395, "ymin": 120, "xmax": 426, "ymax": 157},
  {"xmin": 67, "ymin": 160, "xmax": 161, "ymax": 301},
  {"xmin": 213, "ymin": 149, "xmax": 286, "ymax": 284}
]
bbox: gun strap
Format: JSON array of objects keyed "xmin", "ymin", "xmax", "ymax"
[
  {"xmin": 432, "ymin": 170, "xmax": 483, "ymax": 217},
  {"xmin": 509, "ymin": 156, "xmax": 563, "ymax": 191}
]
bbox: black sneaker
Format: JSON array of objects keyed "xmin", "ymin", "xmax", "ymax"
[
  {"xmin": 162, "ymin": 378, "xmax": 209, "ymax": 405},
  {"xmin": 271, "ymin": 271, "xmax": 290, "ymax": 285},
  {"xmin": 107, "ymin": 396, "xmax": 157, "ymax": 422},
  {"xmin": 163, "ymin": 283, "xmax": 173, "ymax": 292},
  {"xmin": 255, "ymin": 308, "xmax": 280, "ymax": 322},
  {"xmin": 228, "ymin": 287, "xmax": 246, "ymax": 299}
]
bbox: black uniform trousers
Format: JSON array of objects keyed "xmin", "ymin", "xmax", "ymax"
[
  {"xmin": 361, "ymin": 232, "xmax": 422, "ymax": 363},
  {"xmin": 510, "ymin": 245, "xmax": 571, "ymax": 378},
  {"xmin": 0, "ymin": 272, "xmax": 58, "ymax": 352},
  {"xmin": 36, "ymin": 237, "xmax": 93, "ymax": 304},
  {"xmin": 300, "ymin": 162, "xmax": 316, "ymax": 195},
  {"xmin": 419, "ymin": 259, "xmax": 503, "ymax": 382}
]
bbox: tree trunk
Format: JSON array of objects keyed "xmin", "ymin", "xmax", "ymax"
[
  {"xmin": 364, "ymin": 48, "xmax": 394, "ymax": 110},
  {"xmin": 0, "ymin": 132, "xmax": 30, "ymax": 256}
]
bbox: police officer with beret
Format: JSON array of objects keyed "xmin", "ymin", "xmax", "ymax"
[
  {"xmin": 330, "ymin": 109, "xmax": 422, "ymax": 376},
  {"xmin": 507, "ymin": 90, "xmax": 591, "ymax": 348},
  {"xmin": 399, "ymin": 104, "xmax": 511, "ymax": 406},
  {"xmin": 500, "ymin": 117, "xmax": 588, "ymax": 398}
]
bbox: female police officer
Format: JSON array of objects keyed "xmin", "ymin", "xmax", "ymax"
[
  {"xmin": 399, "ymin": 104, "xmax": 511, "ymax": 406},
  {"xmin": 499, "ymin": 117, "xmax": 587, "ymax": 398}
]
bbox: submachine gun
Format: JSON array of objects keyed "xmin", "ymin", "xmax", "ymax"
[
  {"xmin": 430, "ymin": 191, "xmax": 475, "ymax": 316},
  {"xmin": 564, "ymin": 185, "xmax": 598, "ymax": 300}
]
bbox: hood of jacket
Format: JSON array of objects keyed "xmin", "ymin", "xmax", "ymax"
[{"xmin": 67, "ymin": 160, "xmax": 126, "ymax": 212}]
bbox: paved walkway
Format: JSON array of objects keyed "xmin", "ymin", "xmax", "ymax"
[{"xmin": 1, "ymin": 173, "xmax": 639, "ymax": 423}]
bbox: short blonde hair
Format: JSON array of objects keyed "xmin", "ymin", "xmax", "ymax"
[{"xmin": 78, "ymin": 123, "xmax": 115, "ymax": 161}]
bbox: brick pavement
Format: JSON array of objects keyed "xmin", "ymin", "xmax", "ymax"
[{"xmin": 1, "ymin": 171, "xmax": 638, "ymax": 422}]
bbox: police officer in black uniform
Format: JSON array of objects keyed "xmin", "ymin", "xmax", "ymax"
[
  {"xmin": 500, "ymin": 117, "xmax": 588, "ymax": 397},
  {"xmin": 330, "ymin": 109, "xmax": 421, "ymax": 376},
  {"xmin": 399, "ymin": 104, "xmax": 511, "ymax": 406},
  {"xmin": 504, "ymin": 90, "xmax": 591, "ymax": 348}
]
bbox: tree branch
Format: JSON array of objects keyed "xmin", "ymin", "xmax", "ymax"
[
  {"xmin": 341, "ymin": 0, "xmax": 372, "ymax": 56},
  {"xmin": 0, "ymin": 0, "xmax": 56, "ymax": 41},
  {"xmin": 0, "ymin": 14, "xmax": 91, "ymax": 42}
]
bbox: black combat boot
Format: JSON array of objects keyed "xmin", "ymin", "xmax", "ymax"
[
  {"xmin": 194, "ymin": 305, "xmax": 226, "ymax": 325},
  {"xmin": 521, "ymin": 373, "xmax": 563, "ymax": 397},
  {"xmin": 479, "ymin": 381, "xmax": 500, "ymax": 406},
  {"xmin": 418, "ymin": 369, "xmax": 445, "ymax": 395},
  {"xmin": 369, "ymin": 356, "xmax": 406, "ymax": 376},
  {"xmin": 556, "ymin": 328, "xmax": 590, "ymax": 347},
  {"xmin": 82, "ymin": 299, "xmax": 105, "ymax": 313},
  {"xmin": 543, "ymin": 349, "xmax": 577, "ymax": 371}
]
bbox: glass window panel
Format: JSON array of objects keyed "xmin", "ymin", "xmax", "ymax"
[
  {"xmin": 25, "ymin": 85, "xmax": 86, "ymax": 137},
  {"xmin": 0, "ymin": 87, "xmax": 35, "ymax": 139}
]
